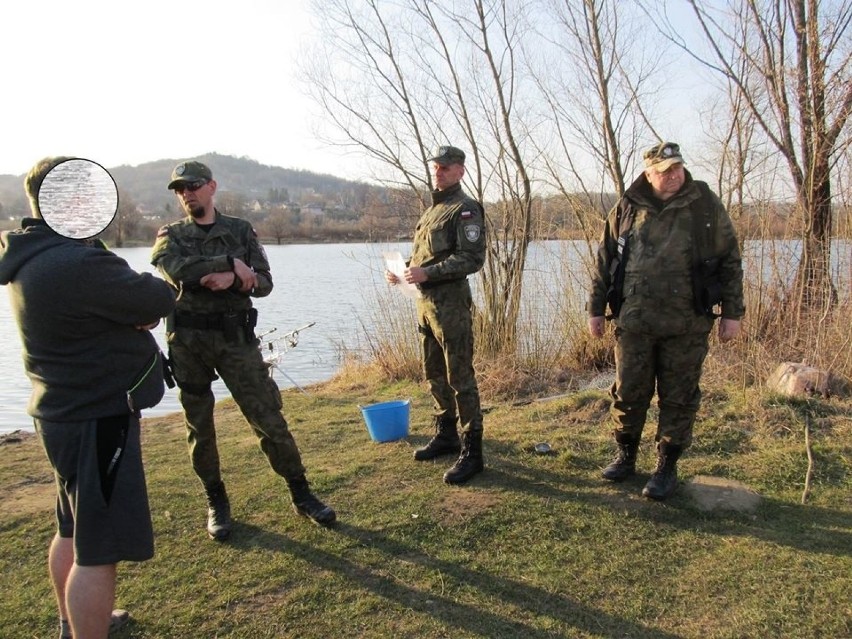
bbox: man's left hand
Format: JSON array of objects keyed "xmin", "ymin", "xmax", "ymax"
[{"xmin": 719, "ymin": 318, "xmax": 741, "ymax": 343}]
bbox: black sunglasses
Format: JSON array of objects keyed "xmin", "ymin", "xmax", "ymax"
[{"xmin": 173, "ymin": 180, "xmax": 208, "ymax": 194}]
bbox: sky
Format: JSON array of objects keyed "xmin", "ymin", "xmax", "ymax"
[
  {"xmin": 1, "ymin": 1, "xmax": 720, "ymax": 187},
  {"xmin": 0, "ymin": 0, "xmax": 360, "ymax": 179}
]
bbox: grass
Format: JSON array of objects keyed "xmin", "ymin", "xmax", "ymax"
[{"xmin": 0, "ymin": 373, "xmax": 850, "ymax": 639}]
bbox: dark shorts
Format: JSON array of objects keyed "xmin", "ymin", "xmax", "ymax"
[{"xmin": 35, "ymin": 414, "xmax": 154, "ymax": 566}]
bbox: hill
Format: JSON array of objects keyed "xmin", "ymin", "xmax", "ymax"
[{"xmin": 0, "ymin": 153, "xmax": 378, "ymax": 220}]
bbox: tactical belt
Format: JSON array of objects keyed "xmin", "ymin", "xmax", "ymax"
[
  {"xmin": 419, "ymin": 277, "xmax": 466, "ymax": 291},
  {"xmin": 174, "ymin": 310, "xmax": 248, "ymax": 330}
]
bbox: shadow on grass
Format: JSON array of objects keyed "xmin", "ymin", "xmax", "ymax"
[
  {"xmin": 656, "ymin": 494, "xmax": 852, "ymax": 557},
  {"xmin": 235, "ymin": 521, "xmax": 685, "ymax": 639},
  {"xmin": 486, "ymin": 443, "xmax": 851, "ymax": 559},
  {"xmin": 569, "ymin": 464, "xmax": 852, "ymax": 558}
]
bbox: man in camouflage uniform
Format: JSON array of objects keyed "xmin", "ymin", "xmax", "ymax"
[
  {"xmin": 386, "ymin": 145, "xmax": 487, "ymax": 484},
  {"xmin": 151, "ymin": 161, "xmax": 334, "ymax": 539},
  {"xmin": 587, "ymin": 142, "xmax": 744, "ymax": 500}
]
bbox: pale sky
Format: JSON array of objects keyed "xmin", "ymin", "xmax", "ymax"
[
  {"xmin": 2, "ymin": 1, "xmax": 722, "ymax": 188},
  {"xmin": 0, "ymin": 0, "xmax": 359, "ymax": 179}
]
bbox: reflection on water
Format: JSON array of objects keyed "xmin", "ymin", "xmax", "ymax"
[{"xmin": 0, "ymin": 240, "xmax": 849, "ymax": 433}]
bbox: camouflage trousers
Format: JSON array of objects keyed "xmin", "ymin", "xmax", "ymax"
[
  {"xmin": 610, "ymin": 328, "xmax": 710, "ymax": 448},
  {"xmin": 416, "ymin": 281, "xmax": 483, "ymax": 435},
  {"xmin": 167, "ymin": 327, "xmax": 305, "ymax": 486}
]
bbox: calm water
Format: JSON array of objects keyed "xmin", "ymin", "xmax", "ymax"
[
  {"xmin": 0, "ymin": 240, "xmax": 848, "ymax": 434},
  {"xmin": 0, "ymin": 242, "xmax": 410, "ymax": 434}
]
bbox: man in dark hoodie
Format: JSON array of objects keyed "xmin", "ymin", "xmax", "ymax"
[
  {"xmin": 0, "ymin": 157, "xmax": 175, "ymax": 639},
  {"xmin": 587, "ymin": 142, "xmax": 744, "ymax": 501}
]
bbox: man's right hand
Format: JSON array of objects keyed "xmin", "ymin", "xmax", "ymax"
[
  {"xmin": 385, "ymin": 270, "xmax": 400, "ymax": 285},
  {"xmin": 588, "ymin": 316, "xmax": 605, "ymax": 338}
]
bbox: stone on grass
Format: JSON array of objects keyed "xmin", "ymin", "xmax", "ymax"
[
  {"xmin": 766, "ymin": 362, "xmax": 830, "ymax": 398},
  {"xmin": 684, "ymin": 475, "xmax": 762, "ymax": 514}
]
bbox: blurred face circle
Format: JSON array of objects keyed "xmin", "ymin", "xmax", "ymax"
[
  {"xmin": 645, "ymin": 163, "xmax": 685, "ymax": 201},
  {"xmin": 38, "ymin": 159, "xmax": 118, "ymax": 239},
  {"xmin": 432, "ymin": 161, "xmax": 465, "ymax": 191}
]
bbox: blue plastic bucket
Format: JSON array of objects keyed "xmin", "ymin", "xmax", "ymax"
[{"xmin": 359, "ymin": 399, "xmax": 410, "ymax": 442}]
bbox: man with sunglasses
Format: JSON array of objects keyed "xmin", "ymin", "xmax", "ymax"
[
  {"xmin": 385, "ymin": 145, "xmax": 487, "ymax": 485},
  {"xmin": 151, "ymin": 160, "xmax": 335, "ymax": 540},
  {"xmin": 587, "ymin": 142, "xmax": 744, "ymax": 500}
]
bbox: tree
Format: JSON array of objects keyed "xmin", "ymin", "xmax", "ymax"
[
  {"xmin": 659, "ymin": 0, "xmax": 852, "ymax": 316},
  {"xmin": 105, "ymin": 190, "xmax": 141, "ymax": 248},
  {"xmin": 529, "ymin": 0, "xmax": 666, "ymax": 266},
  {"xmin": 262, "ymin": 210, "xmax": 292, "ymax": 244},
  {"xmin": 305, "ymin": 0, "xmax": 538, "ymax": 355}
]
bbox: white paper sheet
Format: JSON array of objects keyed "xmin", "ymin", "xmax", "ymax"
[{"xmin": 383, "ymin": 251, "xmax": 422, "ymax": 299}]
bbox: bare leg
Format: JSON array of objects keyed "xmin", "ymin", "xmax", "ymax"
[
  {"xmin": 48, "ymin": 534, "xmax": 72, "ymax": 624},
  {"xmin": 66, "ymin": 563, "xmax": 116, "ymax": 639}
]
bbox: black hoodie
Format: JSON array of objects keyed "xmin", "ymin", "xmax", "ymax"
[{"xmin": 0, "ymin": 219, "xmax": 175, "ymax": 421}]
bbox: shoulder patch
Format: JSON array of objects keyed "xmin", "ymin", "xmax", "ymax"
[
  {"xmin": 460, "ymin": 210, "xmax": 473, "ymax": 219},
  {"xmin": 156, "ymin": 226, "xmax": 169, "ymax": 238},
  {"xmin": 463, "ymin": 224, "xmax": 481, "ymax": 243}
]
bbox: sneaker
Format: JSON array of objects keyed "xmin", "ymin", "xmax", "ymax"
[{"xmin": 59, "ymin": 609, "xmax": 129, "ymax": 639}]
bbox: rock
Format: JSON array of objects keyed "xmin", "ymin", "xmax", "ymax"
[
  {"xmin": 684, "ymin": 475, "xmax": 762, "ymax": 513},
  {"xmin": 766, "ymin": 362, "xmax": 830, "ymax": 398}
]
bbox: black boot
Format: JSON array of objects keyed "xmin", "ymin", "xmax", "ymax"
[
  {"xmin": 288, "ymin": 475, "xmax": 336, "ymax": 526},
  {"xmin": 602, "ymin": 432, "xmax": 640, "ymax": 482},
  {"xmin": 642, "ymin": 443, "xmax": 683, "ymax": 501},
  {"xmin": 414, "ymin": 415, "xmax": 461, "ymax": 461},
  {"xmin": 204, "ymin": 480, "xmax": 232, "ymax": 541},
  {"xmin": 443, "ymin": 431, "xmax": 484, "ymax": 485}
]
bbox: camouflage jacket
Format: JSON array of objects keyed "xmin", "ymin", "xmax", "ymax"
[
  {"xmin": 410, "ymin": 182, "xmax": 486, "ymax": 284},
  {"xmin": 588, "ymin": 171, "xmax": 744, "ymax": 335},
  {"xmin": 151, "ymin": 210, "xmax": 272, "ymax": 314}
]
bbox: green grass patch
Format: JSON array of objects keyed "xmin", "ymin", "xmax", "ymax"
[{"xmin": 1, "ymin": 379, "xmax": 850, "ymax": 638}]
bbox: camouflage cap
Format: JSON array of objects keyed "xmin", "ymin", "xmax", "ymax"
[
  {"xmin": 167, "ymin": 160, "xmax": 213, "ymax": 190},
  {"xmin": 643, "ymin": 142, "xmax": 685, "ymax": 172},
  {"xmin": 428, "ymin": 145, "xmax": 466, "ymax": 166}
]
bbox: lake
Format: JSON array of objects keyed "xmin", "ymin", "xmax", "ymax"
[
  {"xmin": 0, "ymin": 242, "xmax": 411, "ymax": 434},
  {"xmin": 0, "ymin": 239, "xmax": 849, "ymax": 434}
]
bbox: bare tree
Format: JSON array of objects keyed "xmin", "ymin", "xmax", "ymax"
[
  {"xmin": 302, "ymin": 0, "xmax": 434, "ymax": 203},
  {"xmin": 429, "ymin": 0, "xmax": 536, "ymax": 355},
  {"xmin": 262, "ymin": 210, "xmax": 292, "ymax": 245},
  {"xmin": 659, "ymin": 0, "xmax": 852, "ymax": 315},
  {"xmin": 525, "ymin": 0, "xmax": 667, "ymax": 275},
  {"xmin": 105, "ymin": 190, "xmax": 140, "ymax": 248},
  {"xmin": 303, "ymin": 0, "xmax": 538, "ymax": 356}
]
